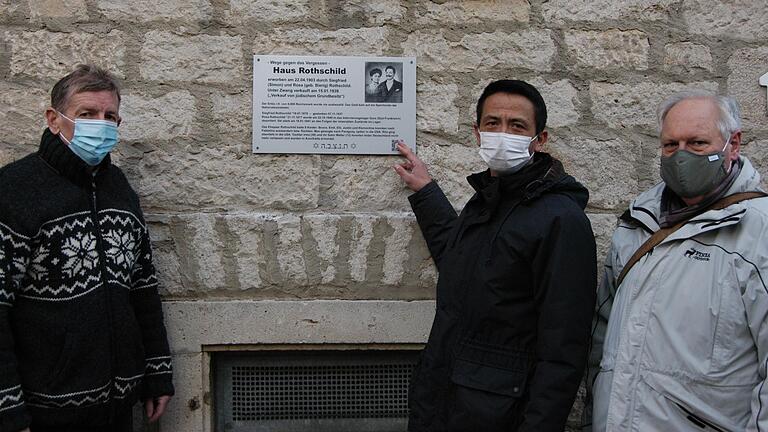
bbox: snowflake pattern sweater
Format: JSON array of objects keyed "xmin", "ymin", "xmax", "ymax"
[{"xmin": 0, "ymin": 129, "xmax": 174, "ymax": 431}]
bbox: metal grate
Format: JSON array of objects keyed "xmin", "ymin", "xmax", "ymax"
[
  {"xmin": 231, "ymin": 363, "xmax": 412, "ymax": 421},
  {"xmin": 215, "ymin": 349, "xmax": 419, "ymax": 432}
]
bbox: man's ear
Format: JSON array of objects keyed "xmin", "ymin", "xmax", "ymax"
[
  {"xmin": 45, "ymin": 108, "xmax": 60, "ymax": 134},
  {"xmin": 531, "ymin": 130, "xmax": 548, "ymax": 153},
  {"xmin": 473, "ymin": 123, "xmax": 481, "ymax": 146},
  {"xmin": 728, "ymin": 131, "xmax": 741, "ymax": 161}
]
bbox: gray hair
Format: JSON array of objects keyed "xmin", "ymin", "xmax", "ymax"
[
  {"xmin": 657, "ymin": 90, "xmax": 741, "ymax": 142},
  {"xmin": 50, "ymin": 64, "xmax": 121, "ymax": 111}
]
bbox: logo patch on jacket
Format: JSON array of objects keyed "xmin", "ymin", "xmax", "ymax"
[{"xmin": 684, "ymin": 247, "xmax": 710, "ymax": 261}]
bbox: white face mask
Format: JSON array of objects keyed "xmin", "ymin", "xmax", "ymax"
[{"xmin": 478, "ymin": 131, "xmax": 537, "ymax": 175}]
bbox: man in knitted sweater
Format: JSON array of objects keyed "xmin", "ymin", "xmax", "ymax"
[{"xmin": 0, "ymin": 65, "xmax": 174, "ymax": 432}]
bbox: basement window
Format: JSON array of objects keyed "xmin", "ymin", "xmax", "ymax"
[{"xmin": 214, "ymin": 348, "xmax": 420, "ymax": 432}]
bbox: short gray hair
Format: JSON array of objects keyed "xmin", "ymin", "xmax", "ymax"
[
  {"xmin": 657, "ymin": 90, "xmax": 741, "ymax": 142},
  {"xmin": 50, "ymin": 64, "xmax": 121, "ymax": 111}
]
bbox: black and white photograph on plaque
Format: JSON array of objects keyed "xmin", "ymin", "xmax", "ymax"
[{"xmin": 364, "ymin": 62, "xmax": 403, "ymax": 103}]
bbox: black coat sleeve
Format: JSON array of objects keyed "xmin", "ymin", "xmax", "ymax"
[
  {"xmin": 519, "ymin": 204, "xmax": 597, "ymax": 432},
  {"xmin": 407, "ymin": 181, "xmax": 458, "ymax": 268}
]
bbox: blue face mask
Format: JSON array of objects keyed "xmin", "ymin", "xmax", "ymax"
[{"xmin": 57, "ymin": 112, "xmax": 119, "ymax": 166}]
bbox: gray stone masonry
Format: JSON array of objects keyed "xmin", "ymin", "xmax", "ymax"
[{"xmin": 1, "ymin": 1, "xmax": 767, "ymax": 431}]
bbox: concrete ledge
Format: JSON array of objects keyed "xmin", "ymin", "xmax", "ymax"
[{"xmin": 164, "ymin": 300, "xmax": 436, "ymax": 354}]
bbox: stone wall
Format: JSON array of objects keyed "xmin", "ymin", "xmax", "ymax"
[{"xmin": 0, "ymin": 1, "xmax": 766, "ymax": 431}]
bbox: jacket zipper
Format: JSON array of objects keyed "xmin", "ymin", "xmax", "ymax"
[{"xmin": 90, "ymin": 174, "xmax": 117, "ymax": 418}]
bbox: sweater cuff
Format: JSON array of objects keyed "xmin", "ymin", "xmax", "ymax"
[
  {"xmin": 141, "ymin": 356, "xmax": 175, "ymax": 400},
  {"xmin": 0, "ymin": 404, "xmax": 31, "ymax": 432},
  {"xmin": 141, "ymin": 373, "xmax": 175, "ymax": 400}
]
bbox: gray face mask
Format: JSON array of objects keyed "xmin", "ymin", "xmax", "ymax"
[{"xmin": 660, "ymin": 139, "xmax": 730, "ymax": 198}]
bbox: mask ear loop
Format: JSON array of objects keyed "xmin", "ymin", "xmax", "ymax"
[
  {"xmin": 721, "ymin": 135, "xmax": 732, "ymax": 152},
  {"xmin": 529, "ymin": 134, "xmax": 539, "ymax": 156},
  {"xmin": 55, "ymin": 110, "xmax": 75, "ymax": 124},
  {"xmin": 54, "ymin": 110, "xmax": 75, "ymax": 144},
  {"xmin": 721, "ymin": 135, "xmax": 734, "ymax": 172}
]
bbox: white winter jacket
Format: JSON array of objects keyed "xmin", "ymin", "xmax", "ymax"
[{"xmin": 589, "ymin": 157, "xmax": 768, "ymax": 432}]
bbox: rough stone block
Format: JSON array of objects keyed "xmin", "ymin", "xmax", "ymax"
[
  {"xmin": 550, "ymin": 136, "xmax": 642, "ymax": 211},
  {"xmin": 588, "ymin": 212, "xmax": 620, "ymax": 267},
  {"xmin": 542, "ymin": 0, "xmax": 676, "ymax": 23},
  {"xmin": 528, "ymin": 78, "xmax": 581, "ymax": 128},
  {"xmin": 402, "ymin": 32, "xmax": 451, "ymax": 73},
  {"xmin": 684, "ymin": 0, "xmax": 768, "ymax": 41},
  {"xmin": 303, "ymin": 214, "xmax": 342, "ymax": 285},
  {"xmin": 727, "ymin": 47, "xmax": 768, "ymax": 131},
  {"xmin": 320, "ymin": 155, "xmax": 412, "ymax": 211},
  {"xmin": 211, "ymin": 91, "xmax": 251, "ymax": 144},
  {"xmin": 343, "ymin": 0, "xmax": 405, "ymax": 25},
  {"xmin": 403, "ymin": 30, "xmax": 555, "ymax": 72},
  {"xmin": 275, "ymin": 214, "xmax": 309, "ymax": 286},
  {"xmin": 565, "ymin": 29, "xmax": 649, "ymax": 70},
  {"xmin": 120, "ymin": 142, "xmax": 320, "ymax": 212},
  {"xmin": 0, "ymin": 1, "xmax": 24, "ymax": 20},
  {"xmin": 29, "ymin": 0, "xmax": 87, "ymax": 20},
  {"xmin": 0, "ymin": 82, "xmax": 49, "ymax": 164},
  {"xmin": 417, "ymin": 137, "xmax": 485, "ymax": 209},
  {"xmin": 140, "ymin": 31, "xmax": 243, "ymax": 84},
  {"xmin": 458, "ymin": 30, "xmax": 555, "ymax": 72},
  {"xmin": 224, "ymin": 0, "xmax": 311, "ymax": 25},
  {"xmin": 146, "ymin": 217, "xmax": 184, "ymax": 295},
  {"xmin": 7, "ymin": 30, "xmax": 126, "ymax": 79},
  {"xmin": 416, "ymin": 0, "xmax": 530, "ymax": 25},
  {"xmin": 381, "ymin": 215, "xmax": 415, "ymax": 285},
  {"xmin": 253, "ymin": 28, "xmax": 389, "ymax": 56},
  {"xmin": 190, "ymin": 214, "xmax": 229, "ymax": 291},
  {"xmin": 663, "ymin": 42, "xmax": 713, "ymax": 73},
  {"xmin": 221, "ymin": 214, "xmax": 267, "ymax": 290},
  {"xmin": 158, "ymin": 214, "xmax": 227, "ymax": 294},
  {"xmin": 417, "ymin": 80, "xmax": 459, "ymax": 134},
  {"xmin": 97, "ymin": 0, "xmax": 211, "ymax": 22},
  {"xmin": 120, "ymin": 91, "xmax": 197, "ymax": 142},
  {"xmin": 347, "ymin": 214, "xmax": 376, "ymax": 283},
  {"xmin": 590, "ymin": 81, "xmax": 718, "ymax": 129}
]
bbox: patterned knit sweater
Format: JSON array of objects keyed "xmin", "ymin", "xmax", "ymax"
[{"xmin": 0, "ymin": 130, "xmax": 174, "ymax": 431}]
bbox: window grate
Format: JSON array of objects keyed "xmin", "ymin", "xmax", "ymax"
[
  {"xmin": 215, "ymin": 349, "xmax": 419, "ymax": 432},
  {"xmin": 231, "ymin": 363, "xmax": 412, "ymax": 421}
]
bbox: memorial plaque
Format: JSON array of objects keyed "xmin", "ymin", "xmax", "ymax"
[{"xmin": 253, "ymin": 55, "xmax": 417, "ymax": 155}]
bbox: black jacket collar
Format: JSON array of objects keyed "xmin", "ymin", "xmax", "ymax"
[
  {"xmin": 466, "ymin": 152, "xmax": 562, "ymax": 211},
  {"xmin": 36, "ymin": 128, "xmax": 111, "ymax": 187}
]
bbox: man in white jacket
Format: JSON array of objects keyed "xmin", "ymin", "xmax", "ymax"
[{"xmin": 587, "ymin": 91, "xmax": 768, "ymax": 431}]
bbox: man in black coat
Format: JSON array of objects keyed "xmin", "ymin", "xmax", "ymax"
[
  {"xmin": 394, "ymin": 80, "xmax": 597, "ymax": 431},
  {"xmin": 0, "ymin": 65, "xmax": 174, "ymax": 432},
  {"xmin": 377, "ymin": 65, "xmax": 403, "ymax": 103}
]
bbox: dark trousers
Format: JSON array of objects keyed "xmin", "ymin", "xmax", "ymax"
[{"xmin": 31, "ymin": 409, "xmax": 133, "ymax": 432}]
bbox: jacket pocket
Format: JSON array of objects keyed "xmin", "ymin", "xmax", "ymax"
[
  {"xmin": 43, "ymin": 331, "xmax": 76, "ymax": 391},
  {"xmin": 668, "ymin": 397, "xmax": 727, "ymax": 432},
  {"xmin": 446, "ymin": 352, "xmax": 530, "ymax": 430},
  {"xmin": 640, "ymin": 372, "xmax": 736, "ymax": 432},
  {"xmin": 113, "ymin": 300, "xmax": 146, "ymax": 380},
  {"xmin": 450, "ymin": 358, "xmax": 526, "ymax": 397}
]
